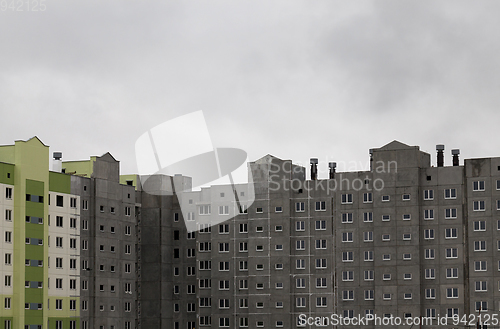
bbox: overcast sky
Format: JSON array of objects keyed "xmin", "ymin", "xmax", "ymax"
[{"xmin": 1, "ymin": 0, "xmax": 499, "ymax": 177}]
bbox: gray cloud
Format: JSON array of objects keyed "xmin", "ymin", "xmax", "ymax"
[{"xmin": 1, "ymin": 0, "xmax": 499, "ymax": 175}]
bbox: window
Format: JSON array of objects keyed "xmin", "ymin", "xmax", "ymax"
[
  {"xmin": 425, "ymin": 249, "xmax": 435, "ymax": 259},
  {"xmin": 56, "ymin": 216, "xmax": 63, "ymax": 227},
  {"xmin": 424, "ymin": 190, "xmax": 434, "ymax": 200},
  {"xmin": 316, "ymin": 296, "xmax": 327, "ymax": 307},
  {"xmin": 475, "ymin": 261, "xmax": 487, "ymax": 271},
  {"xmin": 363, "ymin": 212, "xmax": 373, "ymax": 222},
  {"xmin": 239, "ymin": 318, "xmax": 248, "ymax": 327},
  {"xmin": 424, "ymin": 209, "xmax": 434, "ymax": 220},
  {"xmin": 315, "ymin": 220, "xmax": 326, "ymax": 230},
  {"xmin": 219, "ymin": 205, "xmax": 229, "ymax": 215},
  {"xmin": 402, "ymin": 214, "xmax": 411, "ymax": 220},
  {"xmin": 403, "ymin": 253, "xmax": 411, "ymax": 260},
  {"xmin": 316, "ymin": 277, "xmax": 327, "ymax": 288},
  {"xmin": 474, "ymin": 220, "xmax": 486, "ymax": 231},
  {"xmin": 425, "ymin": 288, "xmax": 436, "ymax": 299},
  {"xmin": 296, "ymin": 297, "xmax": 306, "ymax": 307},
  {"xmin": 275, "ymin": 225, "xmax": 283, "ymax": 232},
  {"xmin": 239, "ymin": 223, "xmax": 248, "ymax": 233},
  {"xmin": 446, "ymin": 248, "xmax": 458, "ymax": 259},
  {"xmin": 445, "ymin": 268, "xmax": 458, "ymax": 279},
  {"xmin": 383, "ymin": 293, "xmax": 391, "ymax": 300},
  {"xmin": 296, "ymin": 278, "xmax": 306, "ymax": 288},
  {"xmin": 364, "ymin": 270, "xmax": 374, "ymax": 281},
  {"xmin": 404, "ymin": 293, "xmax": 412, "ymax": 300},
  {"xmin": 343, "ymin": 251, "xmax": 354, "ymax": 262},
  {"xmin": 445, "ymin": 208, "xmax": 457, "ymax": 219},
  {"xmin": 219, "ymin": 243, "xmax": 229, "ymax": 253},
  {"xmin": 475, "ymin": 241, "xmax": 487, "ymax": 251},
  {"xmin": 56, "ymin": 299, "xmax": 63, "ymax": 310},
  {"xmin": 383, "ymin": 273, "xmax": 391, "ymax": 280},
  {"xmin": 382, "ymin": 215, "xmax": 390, "ymax": 221},
  {"xmin": 296, "ymin": 259, "xmax": 305, "ymax": 269},
  {"xmin": 445, "ymin": 228, "xmax": 458, "ymax": 239},
  {"xmin": 426, "ymin": 308, "xmax": 436, "ymax": 318},
  {"xmin": 424, "ymin": 229, "xmax": 434, "ymax": 239},
  {"xmin": 364, "ymin": 231, "xmax": 373, "ymax": 242},
  {"xmin": 341, "ymin": 213, "xmax": 353, "ymax": 223},
  {"xmin": 256, "ymin": 245, "xmax": 263, "ymax": 251},
  {"xmin": 4, "ymin": 231, "xmax": 11, "ymax": 243},
  {"xmin": 425, "ymin": 268, "xmax": 435, "ymax": 279},
  {"xmin": 124, "ymin": 302, "xmax": 131, "ymax": 312},
  {"xmin": 403, "ymin": 233, "xmax": 411, "ymax": 240},
  {"xmin": 475, "ymin": 301, "xmax": 487, "ymax": 312},
  {"xmin": 444, "ymin": 188, "xmax": 457, "ymax": 199},
  {"xmin": 125, "ymin": 263, "xmax": 131, "ymax": 273},
  {"xmin": 382, "ymin": 195, "xmax": 390, "ymax": 202},
  {"xmin": 56, "ymin": 257, "xmax": 63, "ymax": 268},
  {"xmin": 341, "ymin": 194, "xmax": 353, "ymax": 204},
  {"xmin": 365, "ymin": 251, "xmax": 374, "ymax": 261},
  {"xmin": 296, "ymin": 221, "xmax": 305, "ymax": 231},
  {"xmin": 341, "ymin": 233, "xmax": 352, "ymax": 243},
  {"xmin": 446, "ymin": 288, "xmax": 458, "ymax": 298},
  {"xmin": 238, "ymin": 261, "xmax": 247, "ymax": 271},
  {"xmin": 473, "ymin": 200, "xmax": 486, "ymax": 211},
  {"xmin": 56, "ymin": 195, "xmax": 63, "ymax": 207},
  {"xmin": 56, "ymin": 237, "xmax": 63, "ymax": 247},
  {"xmin": 275, "ymin": 282, "xmax": 283, "ymax": 289},
  {"xmin": 219, "ymin": 224, "xmax": 229, "ymax": 234},
  {"xmin": 219, "ymin": 299, "xmax": 230, "ymax": 309},
  {"xmin": 125, "ymin": 244, "xmax": 131, "ymax": 254},
  {"xmin": 239, "ymin": 280, "xmax": 248, "ymax": 289},
  {"xmin": 404, "ymin": 273, "xmax": 412, "ymax": 280},
  {"xmin": 296, "ymin": 202, "xmax": 305, "ymax": 212},
  {"xmin": 363, "ymin": 193, "xmax": 372, "ymax": 203},
  {"xmin": 275, "ymin": 244, "xmax": 283, "ymax": 251},
  {"xmin": 199, "ymin": 205, "xmax": 211, "ymax": 215},
  {"xmin": 4, "ymin": 297, "xmax": 11, "ymax": 309},
  {"xmin": 382, "ymin": 234, "xmax": 390, "ymax": 241},
  {"xmin": 256, "ymin": 207, "xmax": 263, "ymax": 213},
  {"xmin": 402, "ymin": 194, "xmax": 410, "ymax": 200},
  {"xmin": 219, "ymin": 261, "xmax": 229, "ymax": 271},
  {"xmin": 383, "ymin": 254, "xmax": 390, "ymax": 261},
  {"xmin": 473, "ymin": 181, "xmax": 485, "ymax": 191},
  {"xmin": 5, "ymin": 209, "xmax": 12, "ymax": 221},
  {"xmin": 475, "ymin": 281, "xmax": 487, "ymax": 291},
  {"xmin": 275, "ymin": 206, "xmax": 282, "ymax": 212},
  {"xmin": 342, "ymin": 271, "xmax": 353, "ymax": 281},
  {"xmin": 219, "ymin": 280, "xmax": 230, "ymax": 290},
  {"xmin": 5, "ymin": 188, "xmax": 12, "ymax": 199}
]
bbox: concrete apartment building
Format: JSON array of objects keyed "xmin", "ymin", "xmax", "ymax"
[{"xmin": 3, "ymin": 137, "xmax": 500, "ymax": 329}]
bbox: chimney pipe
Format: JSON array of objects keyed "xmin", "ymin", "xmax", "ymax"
[
  {"xmin": 310, "ymin": 158, "xmax": 318, "ymax": 181},
  {"xmin": 369, "ymin": 149, "xmax": 374, "ymax": 171},
  {"xmin": 329, "ymin": 162, "xmax": 336, "ymax": 179},
  {"xmin": 436, "ymin": 145, "xmax": 444, "ymax": 167},
  {"xmin": 53, "ymin": 152, "xmax": 63, "ymax": 173},
  {"xmin": 452, "ymin": 149, "xmax": 460, "ymax": 166}
]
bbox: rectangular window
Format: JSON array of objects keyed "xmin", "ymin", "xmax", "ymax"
[
  {"xmin": 363, "ymin": 193, "xmax": 372, "ymax": 203},
  {"xmin": 446, "ymin": 288, "xmax": 459, "ymax": 298},
  {"xmin": 446, "ymin": 248, "xmax": 458, "ymax": 258},
  {"xmin": 382, "ymin": 215, "xmax": 390, "ymax": 221},
  {"xmin": 364, "ymin": 231, "xmax": 373, "ymax": 242},
  {"xmin": 402, "ymin": 194, "xmax": 410, "ymax": 200},
  {"xmin": 445, "ymin": 208, "xmax": 457, "ymax": 219},
  {"xmin": 341, "ymin": 233, "xmax": 352, "ymax": 243},
  {"xmin": 341, "ymin": 213, "xmax": 353, "ymax": 223},
  {"xmin": 446, "ymin": 268, "xmax": 458, "ymax": 278},
  {"xmin": 296, "ymin": 202, "xmax": 305, "ymax": 212},
  {"xmin": 341, "ymin": 194, "xmax": 353, "ymax": 204},
  {"xmin": 364, "ymin": 270, "xmax": 374, "ymax": 281},
  {"xmin": 425, "ymin": 268, "xmax": 435, "ymax": 279},
  {"xmin": 365, "ymin": 251, "xmax": 373, "ymax": 261},
  {"xmin": 473, "ymin": 181, "xmax": 485, "ymax": 191},
  {"xmin": 475, "ymin": 281, "xmax": 487, "ymax": 292},
  {"xmin": 424, "ymin": 190, "xmax": 434, "ymax": 200},
  {"xmin": 343, "ymin": 251, "xmax": 354, "ymax": 262},
  {"xmin": 363, "ymin": 212, "xmax": 373, "ymax": 222},
  {"xmin": 424, "ymin": 229, "xmax": 435, "ymax": 240},
  {"xmin": 473, "ymin": 200, "xmax": 486, "ymax": 211},
  {"xmin": 444, "ymin": 188, "xmax": 457, "ymax": 199},
  {"xmin": 475, "ymin": 261, "xmax": 487, "ymax": 271},
  {"xmin": 296, "ymin": 221, "xmax": 305, "ymax": 231},
  {"xmin": 474, "ymin": 241, "xmax": 487, "ymax": 251},
  {"xmin": 315, "ymin": 220, "xmax": 326, "ymax": 230},
  {"xmin": 425, "ymin": 249, "xmax": 435, "ymax": 259},
  {"xmin": 445, "ymin": 228, "xmax": 458, "ymax": 239},
  {"xmin": 424, "ymin": 209, "xmax": 434, "ymax": 220},
  {"xmin": 239, "ymin": 223, "xmax": 248, "ymax": 233},
  {"xmin": 5, "ymin": 188, "xmax": 12, "ymax": 199},
  {"xmin": 474, "ymin": 221, "xmax": 486, "ymax": 231}
]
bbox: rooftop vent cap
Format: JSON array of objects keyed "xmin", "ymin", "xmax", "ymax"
[
  {"xmin": 310, "ymin": 158, "xmax": 318, "ymax": 165},
  {"xmin": 452, "ymin": 149, "xmax": 460, "ymax": 155},
  {"xmin": 329, "ymin": 162, "xmax": 337, "ymax": 169},
  {"xmin": 436, "ymin": 145, "xmax": 445, "ymax": 151},
  {"xmin": 53, "ymin": 152, "xmax": 62, "ymax": 160}
]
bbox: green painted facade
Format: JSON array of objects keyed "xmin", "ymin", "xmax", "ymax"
[
  {"xmin": 119, "ymin": 174, "xmax": 138, "ymax": 189},
  {"xmin": 61, "ymin": 157, "xmax": 96, "ymax": 178},
  {"xmin": 0, "ymin": 137, "xmax": 79, "ymax": 329}
]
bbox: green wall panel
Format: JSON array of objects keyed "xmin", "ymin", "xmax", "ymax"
[
  {"xmin": 49, "ymin": 172, "xmax": 70, "ymax": 194},
  {"xmin": 0, "ymin": 162, "xmax": 14, "ymax": 185}
]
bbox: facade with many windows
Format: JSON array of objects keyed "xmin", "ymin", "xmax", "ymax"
[{"xmin": 5, "ymin": 137, "xmax": 500, "ymax": 329}]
